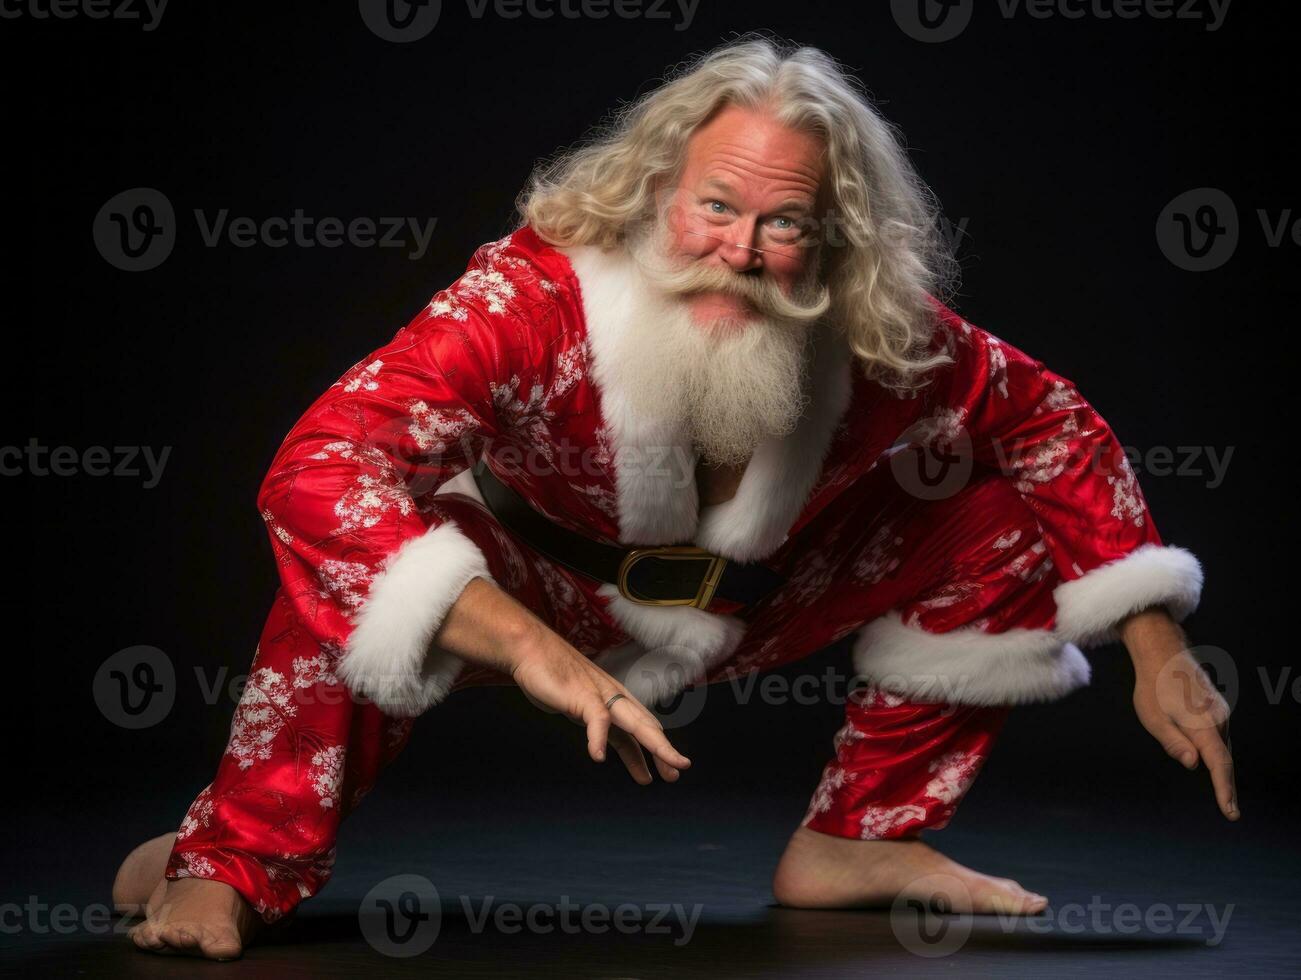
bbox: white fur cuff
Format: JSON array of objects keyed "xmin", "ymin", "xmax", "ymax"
[
  {"xmin": 1052, "ymin": 544, "xmax": 1203, "ymax": 647},
  {"xmin": 339, "ymin": 520, "xmax": 491, "ymax": 717},
  {"xmin": 593, "ymin": 583, "xmax": 745, "ymax": 706},
  {"xmin": 851, "ymin": 612, "xmax": 1092, "ymax": 706}
]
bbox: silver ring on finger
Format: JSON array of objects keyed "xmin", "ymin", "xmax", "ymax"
[{"xmin": 604, "ymin": 693, "xmax": 627, "ymax": 711}]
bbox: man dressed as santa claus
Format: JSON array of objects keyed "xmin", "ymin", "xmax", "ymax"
[{"xmin": 114, "ymin": 37, "xmax": 1236, "ymax": 960}]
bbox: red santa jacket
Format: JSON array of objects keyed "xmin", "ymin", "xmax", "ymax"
[{"xmin": 256, "ymin": 226, "xmax": 1203, "ymax": 717}]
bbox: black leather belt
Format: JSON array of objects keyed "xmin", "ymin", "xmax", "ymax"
[{"xmin": 471, "ymin": 463, "xmax": 785, "ymax": 610}]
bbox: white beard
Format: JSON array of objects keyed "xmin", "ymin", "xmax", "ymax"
[{"xmin": 615, "ymin": 254, "xmax": 816, "ymax": 469}]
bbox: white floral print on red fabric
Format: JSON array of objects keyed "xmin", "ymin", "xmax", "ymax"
[
  {"xmin": 308, "ymin": 745, "xmax": 346, "ymax": 809},
  {"xmin": 172, "ymin": 851, "xmax": 217, "ymax": 879},
  {"xmin": 316, "ymin": 560, "xmax": 372, "ymax": 613},
  {"xmin": 860, "ymin": 804, "xmax": 929, "ymax": 839},
  {"xmin": 177, "ymin": 785, "xmax": 215, "ymax": 842},
  {"xmin": 803, "ymin": 765, "xmax": 857, "ymax": 826},
  {"xmin": 226, "ymin": 667, "xmax": 298, "ymax": 770},
  {"xmin": 923, "ymin": 748, "xmax": 983, "ymax": 804}
]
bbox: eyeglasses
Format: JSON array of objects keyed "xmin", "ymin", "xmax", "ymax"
[{"xmin": 682, "ymin": 228, "xmax": 808, "ymax": 258}]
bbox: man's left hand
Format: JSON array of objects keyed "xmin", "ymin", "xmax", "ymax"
[{"xmin": 1122, "ymin": 608, "xmax": 1239, "ymax": 821}]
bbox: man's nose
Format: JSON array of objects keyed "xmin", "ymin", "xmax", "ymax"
[{"xmin": 717, "ymin": 216, "xmax": 763, "ymax": 272}]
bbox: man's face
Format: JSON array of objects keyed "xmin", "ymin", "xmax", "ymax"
[{"xmin": 664, "ymin": 104, "xmax": 825, "ymax": 330}]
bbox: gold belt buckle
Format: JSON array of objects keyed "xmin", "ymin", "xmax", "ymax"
[{"xmin": 617, "ymin": 546, "xmax": 729, "ymax": 609}]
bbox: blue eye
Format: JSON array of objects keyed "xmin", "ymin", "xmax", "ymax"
[
  {"xmin": 707, "ymin": 200, "xmax": 727, "ymax": 214},
  {"xmin": 772, "ymin": 216, "xmax": 793, "ymax": 229}
]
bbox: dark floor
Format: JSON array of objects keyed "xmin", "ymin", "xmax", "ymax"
[{"xmin": 3, "ymin": 781, "xmax": 1295, "ymax": 978}]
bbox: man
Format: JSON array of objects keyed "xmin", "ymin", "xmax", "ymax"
[{"xmin": 114, "ymin": 37, "xmax": 1235, "ymax": 960}]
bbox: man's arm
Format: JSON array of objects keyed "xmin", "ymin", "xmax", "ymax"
[
  {"xmin": 433, "ymin": 576, "xmax": 691, "ymax": 784},
  {"xmin": 926, "ymin": 306, "xmax": 1231, "ymax": 818},
  {"xmin": 257, "ymin": 240, "xmax": 690, "ymax": 781}
]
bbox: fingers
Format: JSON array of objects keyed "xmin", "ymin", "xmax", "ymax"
[
  {"xmin": 581, "ymin": 697, "xmax": 611, "ymax": 763},
  {"xmin": 1187, "ymin": 723, "xmax": 1239, "ymax": 820},
  {"xmin": 1149, "ymin": 715, "xmax": 1199, "ymax": 769},
  {"xmin": 608, "ymin": 728, "xmax": 653, "ymax": 785},
  {"xmin": 651, "ymin": 752, "xmax": 681, "ymax": 783},
  {"xmin": 585, "ymin": 694, "xmax": 692, "ymax": 783},
  {"xmin": 609, "ymin": 698, "xmax": 691, "ymax": 771},
  {"xmin": 627, "ymin": 721, "xmax": 687, "ymax": 781}
]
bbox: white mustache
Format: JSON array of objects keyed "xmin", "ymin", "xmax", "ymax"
[{"xmin": 635, "ymin": 237, "xmax": 831, "ymax": 325}]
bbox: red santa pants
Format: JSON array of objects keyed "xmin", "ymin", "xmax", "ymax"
[{"xmin": 165, "ymin": 473, "xmax": 1051, "ymax": 922}]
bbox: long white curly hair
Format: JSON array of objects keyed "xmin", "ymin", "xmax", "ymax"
[{"xmin": 517, "ymin": 34, "xmax": 958, "ymax": 389}]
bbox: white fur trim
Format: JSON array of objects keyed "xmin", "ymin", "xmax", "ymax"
[
  {"xmin": 566, "ymin": 244, "xmax": 698, "ymax": 546},
  {"xmin": 852, "ymin": 612, "xmax": 1092, "ymax": 706},
  {"xmin": 562, "ymin": 243, "xmax": 852, "ymax": 562},
  {"xmin": 593, "ymin": 583, "xmax": 744, "ymax": 706},
  {"xmin": 1053, "ymin": 543, "xmax": 1203, "ymax": 647},
  {"xmin": 339, "ymin": 520, "xmax": 490, "ymax": 717}
]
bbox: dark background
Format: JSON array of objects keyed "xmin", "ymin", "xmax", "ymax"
[{"xmin": 3, "ymin": 1, "xmax": 1297, "ymax": 973}]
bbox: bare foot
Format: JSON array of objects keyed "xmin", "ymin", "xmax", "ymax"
[
  {"xmin": 772, "ymin": 826, "xmax": 1049, "ymax": 915},
  {"xmin": 112, "ymin": 832, "xmax": 176, "ymax": 913},
  {"xmin": 128, "ymin": 876, "xmax": 261, "ymax": 960},
  {"xmin": 115, "ymin": 832, "xmax": 261, "ymax": 958}
]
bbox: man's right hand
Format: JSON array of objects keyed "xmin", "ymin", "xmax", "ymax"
[
  {"xmin": 510, "ymin": 630, "xmax": 692, "ymax": 784},
  {"xmin": 433, "ymin": 576, "xmax": 692, "ymax": 784}
]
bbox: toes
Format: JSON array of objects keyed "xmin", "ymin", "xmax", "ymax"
[
  {"xmin": 199, "ymin": 930, "xmax": 245, "ymax": 961},
  {"xmin": 979, "ymin": 879, "xmax": 1048, "ymax": 915},
  {"xmin": 130, "ymin": 919, "xmax": 243, "ymax": 960},
  {"xmin": 159, "ymin": 924, "xmax": 206, "ymax": 952},
  {"xmin": 129, "ymin": 921, "xmax": 167, "ymax": 952},
  {"xmin": 159, "ymin": 922, "xmax": 245, "ymax": 960}
]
